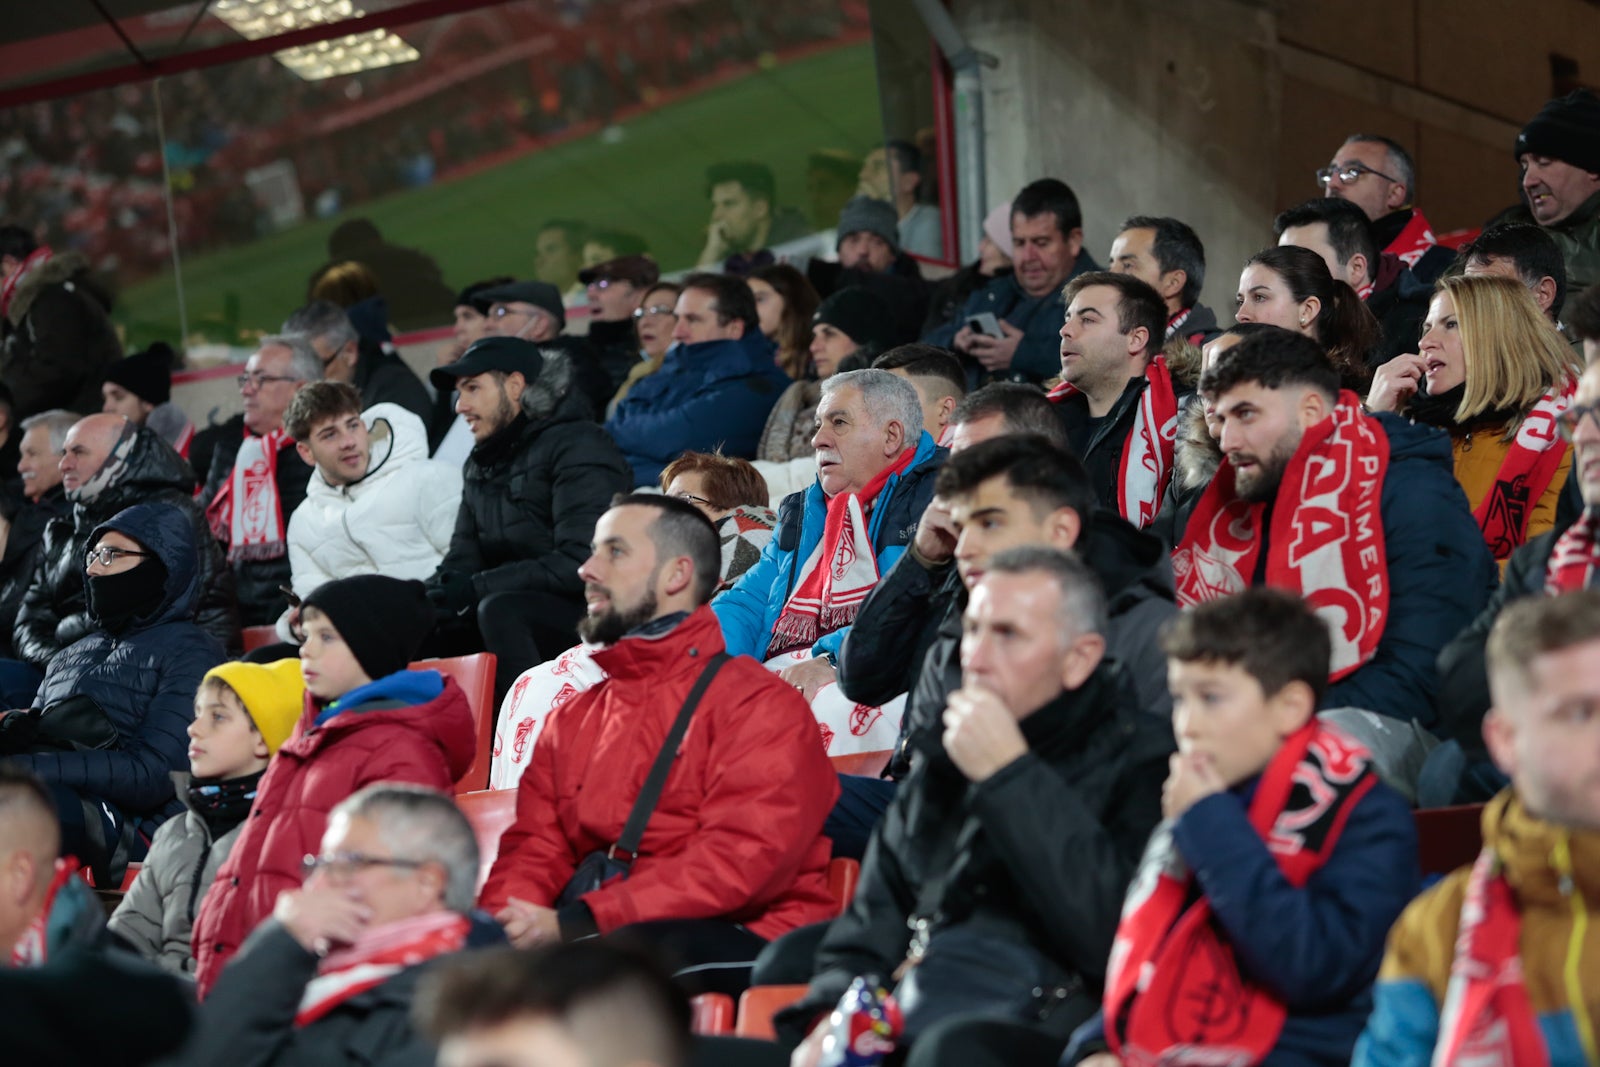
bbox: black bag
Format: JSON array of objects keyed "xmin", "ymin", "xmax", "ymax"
[{"xmin": 555, "ymin": 653, "xmax": 728, "ymax": 907}]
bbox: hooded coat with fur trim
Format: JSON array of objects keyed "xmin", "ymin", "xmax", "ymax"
[{"xmin": 0, "ymin": 251, "xmax": 122, "ymax": 417}]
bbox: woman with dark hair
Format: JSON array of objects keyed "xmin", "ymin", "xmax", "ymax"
[
  {"xmin": 749, "ymin": 264, "xmax": 821, "ymax": 380},
  {"xmin": 1234, "ymin": 245, "xmax": 1381, "ymax": 391}
]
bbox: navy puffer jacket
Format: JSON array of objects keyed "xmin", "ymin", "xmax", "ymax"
[{"xmin": 13, "ymin": 503, "xmax": 226, "ymax": 843}]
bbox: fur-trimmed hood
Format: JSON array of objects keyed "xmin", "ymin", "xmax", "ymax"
[{"xmin": 6, "ymin": 251, "xmax": 111, "ymax": 326}]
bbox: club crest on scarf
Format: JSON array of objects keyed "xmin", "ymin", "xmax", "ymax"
[{"xmin": 1474, "ymin": 377, "xmax": 1574, "ymax": 562}]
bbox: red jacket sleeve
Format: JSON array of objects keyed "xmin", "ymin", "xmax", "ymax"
[
  {"xmin": 581, "ymin": 673, "xmax": 839, "ymax": 932},
  {"xmin": 478, "ymin": 710, "xmax": 580, "ymax": 912}
]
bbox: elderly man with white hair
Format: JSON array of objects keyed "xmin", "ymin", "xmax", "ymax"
[
  {"xmin": 185, "ymin": 783, "xmax": 502, "ymax": 1067},
  {"xmin": 713, "ymin": 368, "xmax": 944, "ymax": 755}
]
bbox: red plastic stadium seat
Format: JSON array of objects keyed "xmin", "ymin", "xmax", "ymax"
[
  {"xmin": 241, "ymin": 625, "xmax": 277, "ymax": 652},
  {"xmin": 410, "ymin": 653, "xmax": 497, "ymax": 793},
  {"xmin": 736, "ymin": 984, "xmax": 810, "ymax": 1040},
  {"xmin": 455, "ymin": 788, "xmax": 518, "ymax": 891},
  {"xmin": 829, "ymin": 750, "xmax": 893, "ymax": 778},
  {"xmin": 691, "ymin": 993, "xmax": 735, "ymax": 1035},
  {"xmin": 1414, "ymin": 803, "xmax": 1485, "ymax": 877},
  {"xmin": 827, "ymin": 857, "xmax": 859, "ymax": 916},
  {"xmin": 1435, "ymin": 227, "xmax": 1482, "ymax": 251}
]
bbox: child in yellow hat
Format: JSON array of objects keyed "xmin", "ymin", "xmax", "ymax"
[{"xmin": 107, "ymin": 659, "xmax": 303, "ymax": 976}]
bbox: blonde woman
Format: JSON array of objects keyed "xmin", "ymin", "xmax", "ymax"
[{"xmin": 1368, "ymin": 273, "xmax": 1578, "ymax": 561}]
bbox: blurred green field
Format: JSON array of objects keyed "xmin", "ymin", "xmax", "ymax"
[{"xmin": 117, "ymin": 41, "xmax": 881, "ymax": 349}]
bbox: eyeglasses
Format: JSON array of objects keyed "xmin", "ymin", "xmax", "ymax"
[
  {"xmin": 633, "ymin": 305, "xmax": 678, "ymax": 321},
  {"xmin": 671, "ymin": 491, "xmax": 713, "ymax": 507},
  {"xmin": 1316, "ymin": 161, "xmax": 1402, "ymax": 188},
  {"xmin": 237, "ymin": 372, "xmax": 300, "ymax": 390},
  {"xmin": 1558, "ymin": 403, "xmax": 1600, "ymax": 442},
  {"xmin": 301, "ymin": 851, "xmax": 428, "ymax": 881},
  {"xmin": 85, "ymin": 545, "xmax": 152, "ymax": 568}
]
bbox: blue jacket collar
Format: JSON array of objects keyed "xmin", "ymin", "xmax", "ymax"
[{"xmin": 315, "ymin": 669, "xmax": 445, "ymax": 725}]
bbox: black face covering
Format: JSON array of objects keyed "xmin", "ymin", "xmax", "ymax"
[{"xmin": 86, "ymin": 556, "xmax": 169, "ymax": 635}]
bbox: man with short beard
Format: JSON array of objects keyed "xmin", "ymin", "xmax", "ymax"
[
  {"xmin": 481, "ymin": 495, "xmax": 837, "ymax": 995},
  {"xmin": 1173, "ymin": 329, "xmax": 1494, "ymax": 723}
]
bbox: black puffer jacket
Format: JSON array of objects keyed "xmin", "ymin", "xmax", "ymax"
[
  {"xmin": 10, "ymin": 503, "xmax": 226, "ymax": 847},
  {"xmin": 16, "ymin": 427, "xmax": 238, "ymax": 666},
  {"xmin": 433, "ymin": 351, "xmax": 633, "ymax": 604},
  {"xmin": 778, "ymin": 664, "xmax": 1173, "ymax": 1045},
  {"xmin": 0, "ymin": 251, "xmax": 122, "ymax": 417},
  {"xmin": 202, "ymin": 429, "xmax": 314, "ymax": 628},
  {"xmin": 0, "ymin": 485, "xmax": 69, "ymax": 656}
]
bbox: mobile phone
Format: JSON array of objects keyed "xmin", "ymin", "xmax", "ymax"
[{"xmin": 966, "ymin": 312, "xmax": 1004, "ymax": 339}]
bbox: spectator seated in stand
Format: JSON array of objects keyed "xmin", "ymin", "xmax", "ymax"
[
  {"xmin": 1317, "ymin": 132, "xmax": 1454, "ymax": 283},
  {"xmin": 1065, "ymin": 589, "xmax": 1417, "ymax": 1067},
  {"xmin": 1173, "ymin": 329, "xmax": 1496, "ymax": 725},
  {"xmin": 872, "ymin": 343, "xmax": 967, "ymax": 448},
  {"xmin": 0, "ymin": 765, "xmax": 106, "ymax": 966},
  {"xmin": 0, "ymin": 410, "xmax": 74, "ymax": 659},
  {"xmin": 100, "ymin": 342, "xmax": 196, "ymax": 458},
  {"xmin": 748, "ymin": 263, "xmax": 821, "ymax": 382},
  {"xmin": 1233, "ymin": 245, "xmax": 1382, "ymax": 393},
  {"xmin": 713, "ymin": 369, "xmax": 943, "ymax": 758},
  {"xmin": 490, "ymin": 452, "xmax": 775, "ymax": 791},
  {"xmin": 0, "ymin": 503, "xmax": 226, "ymax": 886},
  {"xmin": 605, "ymin": 273, "xmax": 790, "ymax": 487},
  {"xmin": 1356, "ymin": 592, "xmax": 1600, "ymax": 1067},
  {"xmin": 480, "ymin": 495, "xmax": 837, "ymax": 996},
  {"xmin": 580, "ymin": 255, "xmax": 661, "ymax": 396},
  {"xmin": 776, "ymin": 549, "xmax": 1172, "ymax": 1067},
  {"xmin": 185, "ymin": 784, "xmax": 504, "ymax": 1067},
  {"xmin": 284, "ymin": 299, "xmax": 433, "ymax": 429},
  {"xmin": 806, "ymin": 195, "xmax": 931, "ymax": 346},
  {"xmin": 1107, "ymin": 215, "xmax": 1224, "ymax": 346},
  {"xmin": 107, "ymin": 659, "xmax": 302, "ymax": 975},
  {"xmin": 608, "ymin": 280, "xmax": 685, "ymax": 417},
  {"xmin": 694, "ymin": 161, "xmax": 812, "ymax": 275},
  {"xmin": 472, "ymin": 278, "xmax": 614, "ymax": 420},
  {"xmin": 192, "ymin": 576, "xmax": 476, "ymax": 995}
]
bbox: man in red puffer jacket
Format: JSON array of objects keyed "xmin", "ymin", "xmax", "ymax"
[{"xmin": 192, "ymin": 576, "xmax": 475, "ymax": 995}]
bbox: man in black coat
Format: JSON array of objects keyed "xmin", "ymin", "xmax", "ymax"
[
  {"xmin": 283, "ymin": 299, "xmax": 433, "ymax": 428},
  {"xmin": 0, "ymin": 410, "xmax": 75, "ymax": 659},
  {"xmin": 0, "ymin": 227, "xmax": 122, "ymax": 418},
  {"xmin": 780, "ymin": 548, "xmax": 1172, "ymax": 1067},
  {"xmin": 807, "ymin": 196, "xmax": 931, "ymax": 347},
  {"xmin": 426, "ymin": 337, "xmax": 632, "ymax": 700}
]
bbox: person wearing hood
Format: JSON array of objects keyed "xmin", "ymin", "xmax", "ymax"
[
  {"xmin": 0, "ymin": 502, "xmax": 227, "ymax": 884},
  {"xmin": 10, "ymin": 414, "xmax": 238, "ymax": 695},
  {"xmin": 604, "ymin": 272, "xmax": 790, "ymax": 486},
  {"xmin": 191, "ymin": 575, "xmax": 478, "ymax": 995},
  {"xmin": 100, "ymin": 342, "xmax": 196, "ymax": 458},
  {"xmin": 427, "ymin": 337, "xmax": 632, "ymax": 702},
  {"xmin": 0, "ymin": 225, "xmax": 121, "ymax": 419},
  {"xmin": 282, "ymin": 300, "xmax": 433, "ymax": 430},
  {"xmin": 806, "ymin": 195, "xmax": 932, "ymax": 346},
  {"xmin": 278, "ymin": 383, "xmax": 462, "ymax": 644}
]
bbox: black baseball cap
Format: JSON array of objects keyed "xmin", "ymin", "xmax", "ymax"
[
  {"xmin": 430, "ymin": 336, "xmax": 544, "ymax": 392},
  {"xmin": 477, "ymin": 279, "xmax": 567, "ymax": 331}
]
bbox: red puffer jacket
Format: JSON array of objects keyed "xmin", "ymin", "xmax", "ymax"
[
  {"xmin": 479, "ymin": 606, "xmax": 838, "ymax": 939},
  {"xmin": 191, "ymin": 671, "xmax": 475, "ymax": 994}
]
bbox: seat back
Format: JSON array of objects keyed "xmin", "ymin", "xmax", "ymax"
[
  {"xmin": 690, "ymin": 993, "xmax": 735, "ymax": 1035},
  {"xmin": 411, "ymin": 653, "xmax": 497, "ymax": 793},
  {"xmin": 826, "ymin": 857, "xmax": 859, "ymax": 917},
  {"xmin": 829, "ymin": 749, "xmax": 893, "ymax": 778},
  {"xmin": 241, "ymin": 625, "xmax": 277, "ymax": 653},
  {"xmin": 1414, "ymin": 803, "xmax": 1485, "ymax": 878},
  {"xmin": 455, "ymin": 788, "xmax": 519, "ymax": 891},
  {"xmin": 735, "ymin": 984, "xmax": 811, "ymax": 1040}
]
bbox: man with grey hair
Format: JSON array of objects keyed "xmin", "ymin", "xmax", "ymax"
[
  {"xmin": 203, "ymin": 333, "xmax": 322, "ymax": 626},
  {"xmin": 186, "ymin": 783, "xmax": 501, "ymax": 1067},
  {"xmin": 284, "ymin": 300, "xmax": 431, "ymax": 426},
  {"xmin": 778, "ymin": 547, "xmax": 1173, "ymax": 1064},
  {"xmin": 1317, "ymin": 133, "xmax": 1453, "ymax": 281},
  {"xmin": 0, "ymin": 410, "xmax": 75, "ymax": 659},
  {"xmin": 714, "ymin": 367, "xmax": 943, "ymax": 712}
]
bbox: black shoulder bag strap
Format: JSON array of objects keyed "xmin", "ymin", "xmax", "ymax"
[{"xmin": 608, "ymin": 652, "xmax": 729, "ymax": 865}]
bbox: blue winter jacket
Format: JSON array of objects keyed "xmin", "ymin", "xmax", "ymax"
[
  {"xmin": 14, "ymin": 503, "xmax": 226, "ymax": 844},
  {"xmin": 1321, "ymin": 414, "xmax": 1497, "ymax": 724},
  {"xmin": 604, "ymin": 331, "xmax": 789, "ymax": 486},
  {"xmin": 1065, "ymin": 774, "xmax": 1419, "ymax": 1067},
  {"xmin": 923, "ymin": 251, "xmax": 1100, "ymax": 382},
  {"xmin": 713, "ymin": 432, "xmax": 944, "ymax": 663}
]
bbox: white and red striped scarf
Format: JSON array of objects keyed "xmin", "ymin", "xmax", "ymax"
[
  {"xmin": 1546, "ymin": 509, "xmax": 1600, "ymax": 593},
  {"xmin": 1049, "ymin": 356, "xmax": 1180, "ymax": 529},
  {"xmin": 207, "ymin": 428, "xmax": 291, "ymax": 563},
  {"xmin": 1474, "ymin": 377, "xmax": 1575, "ymax": 561},
  {"xmin": 1172, "ymin": 392, "xmax": 1390, "ymax": 680},
  {"xmin": 295, "ymin": 911, "xmax": 469, "ymax": 1027}
]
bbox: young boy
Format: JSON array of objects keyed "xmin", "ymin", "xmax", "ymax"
[
  {"xmin": 108, "ymin": 659, "xmax": 303, "ymax": 975},
  {"xmin": 1068, "ymin": 588, "xmax": 1419, "ymax": 1067},
  {"xmin": 190, "ymin": 575, "xmax": 477, "ymax": 995}
]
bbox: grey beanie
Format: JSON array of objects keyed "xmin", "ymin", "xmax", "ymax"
[{"xmin": 835, "ymin": 196, "xmax": 901, "ymax": 253}]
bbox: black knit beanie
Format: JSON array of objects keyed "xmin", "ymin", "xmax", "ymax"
[
  {"xmin": 1516, "ymin": 89, "xmax": 1600, "ymax": 174},
  {"xmin": 814, "ymin": 286, "xmax": 898, "ymax": 353},
  {"xmin": 104, "ymin": 342, "xmax": 176, "ymax": 405},
  {"xmin": 301, "ymin": 575, "xmax": 436, "ymax": 683}
]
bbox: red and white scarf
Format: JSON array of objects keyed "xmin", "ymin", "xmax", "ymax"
[
  {"xmin": 1165, "ymin": 308, "xmax": 1192, "ymax": 339},
  {"xmin": 0, "ymin": 245, "xmax": 52, "ymax": 320},
  {"xmin": 9, "ymin": 859, "xmax": 78, "ymax": 966},
  {"xmin": 1049, "ymin": 356, "xmax": 1180, "ymax": 529},
  {"xmin": 1104, "ymin": 721, "xmax": 1377, "ymax": 1067},
  {"xmin": 1546, "ymin": 509, "xmax": 1600, "ymax": 593},
  {"xmin": 207, "ymin": 428, "xmax": 291, "ymax": 563},
  {"xmin": 1474, "ymin": 378, "xmax": 1575, "ymax": 561},
  {"xmin": 1432, "ymin": 844, "xmax": 1550, "ymax": 1067},
  {"xmin": 1173, "ymin": 392, "xmax": 1389, "ymax": 680},
  {"xmin": 1385, "ymin": 209, "xmax": 1439, "ymax": 270},
  {"xmin": 765, "ymin": 446, "xmax": 917, "ymax": 658},
  {"xmin": 295, "ymin": 911, "xmax": 469, "ymax": 1027}
]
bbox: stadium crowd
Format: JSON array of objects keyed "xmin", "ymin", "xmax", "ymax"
[{"xmin": 3, "ymin": 81, "xmax": 1600, "ymax": 1067}]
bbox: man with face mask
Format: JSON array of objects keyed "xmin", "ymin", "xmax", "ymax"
[
  {"xmin": 1, "ymin": 503, "xmax": 225, "ymax": 883},
  {"xmin": 6, "ymin": 415, "xmax": 236, "ymax": 705}
]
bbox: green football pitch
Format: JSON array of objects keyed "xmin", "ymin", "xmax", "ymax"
[{"xmin": 117, "ymin": 41, "xmax": 882, "ymax": 350}]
